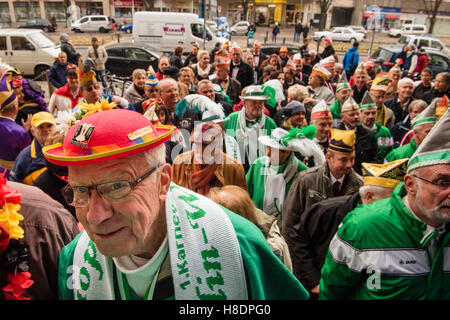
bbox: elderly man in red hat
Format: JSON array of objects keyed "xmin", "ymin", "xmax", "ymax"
[{"xmin": 44, "ymin": 108, "xmax": 309, "ymax": 300}]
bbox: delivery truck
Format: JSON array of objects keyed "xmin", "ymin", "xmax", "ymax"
[{"xmin": 132, "ymin": 12, "xmax": 228, "ymax": 54}]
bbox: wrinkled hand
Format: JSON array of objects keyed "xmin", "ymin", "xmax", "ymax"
[{"xmin": 21, "ymin": 114, "xmax": 32, "ymax": 132}]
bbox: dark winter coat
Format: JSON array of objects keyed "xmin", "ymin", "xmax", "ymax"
[
  {"xmin": 282, "ymin": 162, "xmax": 363, "ymax": 241},
  {"xmin": 48, "ymin": 61, "xmax": 68, "ymax": 88},
  {"xmin": 229, "ymin": 60, "xmax": 255, "ymax": 89},
  {"xmin": 384, "ymin": 93, "xmax": 415, "ymax": 124},
  {"xmin": 337, "ymin": 123, "xmax": 383, "ymax": 175},
  {"xmin": 288, "ymin": 192, "xmax": 361, "ymax": 291}
]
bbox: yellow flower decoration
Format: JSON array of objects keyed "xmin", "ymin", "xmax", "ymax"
[
  {"xmin": 0, "ymin": 203, "xmax": 24, "ymax": 240},
  {"xmin": 78, "ymin": 97, "xmax": 117, "ymax": 117}
]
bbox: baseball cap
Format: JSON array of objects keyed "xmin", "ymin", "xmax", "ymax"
[{"xmin": 31, "ymin": 112, "xmax": 56, "ymax": 128}]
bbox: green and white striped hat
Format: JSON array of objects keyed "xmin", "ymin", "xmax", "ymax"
[
  {"xmin": 239, "ymin": 85, "xmax": 270, "ymax": 101},
  {"xmin": 407, "ymin": 108, "xmax": 450, "ymax": 173},
  {"xmin": 336, "ymin": 71, "xmax": 351, "ymax": 92},
  {"xmin": 411, "ymin": 104, "xmax": 437, "ymax": 128},
  {"xmin": 360, "ymin": 91, "xmax": 377, "ymax": 110}
]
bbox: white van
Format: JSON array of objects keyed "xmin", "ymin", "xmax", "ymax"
[
  {"xmin": 389, "ymin": 24, "xmax": 426, "ymax": 37},
  {"xmin": 132, "ymin": 12, "xmax": 228, "ymax": 54},
  {"xmin": 71, "ymin": 15, "xmax": 112, "ymax": 33},
  {"xmin": 0, "ymin": 29, "xmax": 60, "ymax": 77}
]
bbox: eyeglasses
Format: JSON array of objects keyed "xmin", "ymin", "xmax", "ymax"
[
  {"xmin": 62, "ymin": 165, "xmax": 160, "ymax": 207},
  {"xmin": 412, "ymin": 175, "xmax": 450, "ymax": 190}
]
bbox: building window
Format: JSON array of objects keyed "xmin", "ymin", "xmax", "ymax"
[
  {"xmin": 45, "ymin": 2, "xmax": 67, "ymax": 22},
  {"xmin": 14, "ymin": 2, "xmax": 41, "ymax": 22},
  {"xmin": 0, "ymin": 3, "xmax": 10, "ymax": 27},
  {"xmin": 75, "ymin": 2, "xmax": 104, "ymax": 16}
]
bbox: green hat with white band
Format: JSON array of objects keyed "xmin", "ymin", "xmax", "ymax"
[
  {"xmin": 239, "ymin": 85, "xmax": 270, "ymax": 101},
  {"xmin": 411, "ymin": 104, "xmax": 437, "ymax": 128},
  {"xmin": 336, "ymin": 71, "xmax": 350, "ymax": 92},
  {"xmin": 407, "ymin": 108, "xmax": 450, "ymax": 173},
  {"xmin": 360, "ymin": 91, "xmax": 377, "ymax": 110}
]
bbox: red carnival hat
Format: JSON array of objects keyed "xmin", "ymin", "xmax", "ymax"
[{"xmin": 43, "ymin": 109, "xmax": 175, "ymax": 166}]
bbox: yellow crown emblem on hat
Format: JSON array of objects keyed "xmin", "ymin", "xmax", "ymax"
[
  {"xmin": 361, "ymin": 158, "xmax": 409, "ymax": 189},
  {"xmin": 329, "ymin": 129, "xmax": 355, "ymax": 154}
]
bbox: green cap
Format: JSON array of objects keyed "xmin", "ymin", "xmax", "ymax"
[
  {"xmin": 407, "ymin": 108, "xmax": 450, "ymax": 173},
  {"xmin": 360, "ymin": 91, "xmax": 377, "ymax": 110}
]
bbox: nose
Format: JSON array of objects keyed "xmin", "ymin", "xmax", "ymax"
[{"xmin": 86, "ymin": 189, "xmax": 114, "ymax": 225}]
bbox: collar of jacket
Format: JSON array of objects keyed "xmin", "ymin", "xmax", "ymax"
[
  {"xmin": 322, "ymin": 161, "xmax": 361, "ymax": 195},
  {"xmin": 337, "ymin": 123, "xmax": 369, "ymax": 140},
  {"xmin": 389, "ymin": 183, "xmax": 450, "ymax": 248},
  {"xmin": 31, "ymin": 138, "xmax": 43, "ymax": 159}
]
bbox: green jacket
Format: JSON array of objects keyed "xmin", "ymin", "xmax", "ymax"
[
  {"xmin": 58, "ymin": 208, "xmax": 309, "ymax": 300},
  {"xmin": 385, "ymin": 137, "xmax": 418, "ymax": 162},
  {"xmin": 374, "ymin": 122, "xmax": 394, "ymax": 159},
  {"xmin": 224, "ymin": 111, "xmax": 277, "ymax": 135},
  {"xmin": 246, "ymin": 155, "xmax": 308, "ymax": 213},
  {"xmin": 224, "ymin": 111, "xmax": 277, "ymax": 170},
  {"xmin": 319, "ymin": 183, "xmax": 450, "ymax": 300}
]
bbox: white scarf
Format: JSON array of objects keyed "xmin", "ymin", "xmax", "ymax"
[
  {"xmin": 263, "ymin": 154, "xmax": 299, "ymax": 218},
  {"xmin": 196, "ymin": 63, "xmax": 212, "ymax": 79},
  {"xmin": 237, "ymin": 107, "xmax": 266, "ymax": 165},
  {"xmin": 70, "ymin": 183, "xmax": 248, "ymax": 300}
]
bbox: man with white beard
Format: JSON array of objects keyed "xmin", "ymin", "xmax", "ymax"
[{"xmin": 320, "ymin": 109, "xmax": 450, "ymax": 300}]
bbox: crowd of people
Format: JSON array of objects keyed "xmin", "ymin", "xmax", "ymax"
[{"xmin": 0, "ymin": 31, "xmax": 449, "ymax": 301}]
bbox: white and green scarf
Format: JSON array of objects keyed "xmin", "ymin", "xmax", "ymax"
[
  {"xmin": 71, "ymin": 183, "xmax": 248, "ymax": 300},
  {"xmin": 237, "ymin": 108, "xmax": 266, "ymax": 165},
  {"xmin": 263, "ymin": 154, "xmax": 299, "ymax": 218}
]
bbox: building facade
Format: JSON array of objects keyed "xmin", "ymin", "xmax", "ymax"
[{"xmin": 1, "ymin": 0, "xmax": 449, "ymax": 35}]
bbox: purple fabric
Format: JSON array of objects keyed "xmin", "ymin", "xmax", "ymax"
[
  {"xmin": 0, "ymin": 117, "xmax": 31, "ymax": 178},
  {"xmin": 21, "ymin": 78, "xmax": 48, "ymax": 112}
]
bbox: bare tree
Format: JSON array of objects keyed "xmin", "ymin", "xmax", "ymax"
[
  {"xmin": 422, "ymin": 0, "xmax": 444, "ymax": 33},
  {"xmin": 318, "ymin": 0, "xmax": 333, "ymax": 30}
]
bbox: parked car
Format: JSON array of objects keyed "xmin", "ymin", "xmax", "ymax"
[
  {"xmin": 105, "ymin": 45, "xmax": 159, "ymax": 77},
  {"xmin": 312, "ymin": 27, "xmax": 364, "ymax": 43},
  {"xmin": 0, "ymin": 29, "xmax": 60, "ymax": 77},
  {"xmin": 18, "ymin": 19, "xmax": 56, "ymax": 33},
  {"xmin": 71, "ymin": 15, "xmax": 112, "ymax": 33},
  {"xmin": 388, "ymin": 24, "xmax": 426, "ymax": 38},
  {"xmin": 230, "ymin": 21, "xmax": 250, "ymax": 36},
  {"xmin": 120, "ymin": 23, "xmax": 132, "ymax": 33},
  {"xmin": 260, "ymin": 45, "xmax": 301, "ymax": 60},
  {"xmin": 370, "ymin": 44, "xmax": 450, "ymax": 76},
  {"xmin": 346, "ymin": 25, "xmax": 367, "ymax": 38},
  {"xmin": 398, "ymin": 34, "xmax": 449, "ymax": 55}
]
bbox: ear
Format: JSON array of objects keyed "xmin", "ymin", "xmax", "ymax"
[
  {"xmin": 158, "ymin": 163, "xmax": 172, "ymax": 202},
  {"xmin": 363, "ymin": 189, "xmax": 374, "ymax": 204},
  {"xmin": 404, "ymin": 174, "xmax": 417, "ymax": 196}
]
